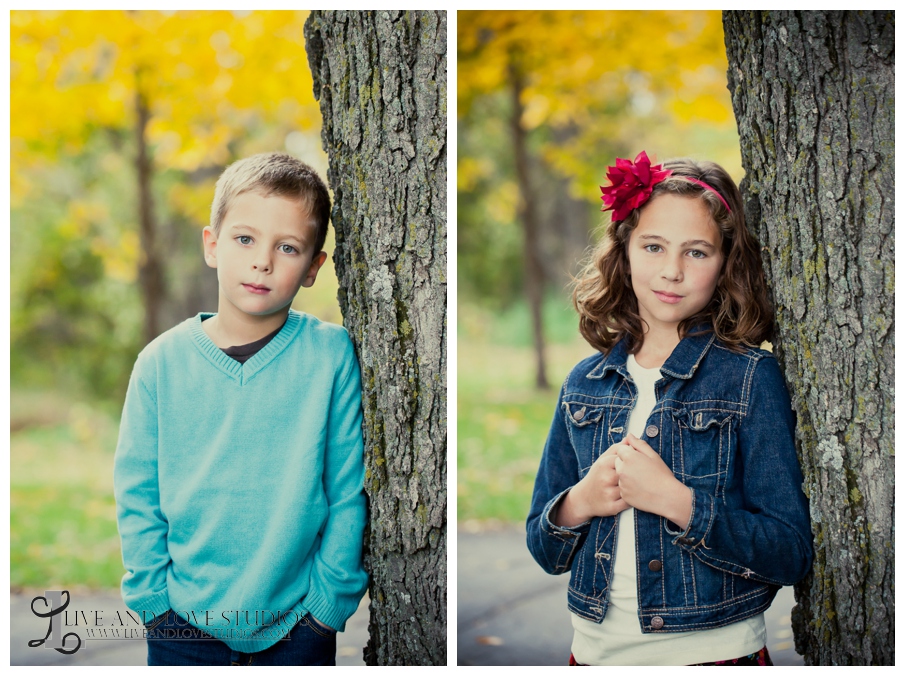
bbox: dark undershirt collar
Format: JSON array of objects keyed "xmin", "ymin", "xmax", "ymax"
[{"xmin": 201, "ymin": 319, "xmax": 286, "ymax": 364}]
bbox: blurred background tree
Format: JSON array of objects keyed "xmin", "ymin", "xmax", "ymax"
[
  {"xmin": 458, "ymin": 10, "xmax": 742, "ymax": 523},
  {"xmin": 10, "ymin": 10, "xmax": 339, "ymax": 590}
]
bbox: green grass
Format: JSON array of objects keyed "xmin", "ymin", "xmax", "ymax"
[
  {"xmin": 458, "ymin": 292, "xmax": 584, "ymax": 347},
  {"xmin": 457, "ymin": 331, "xmax": 595, "ymax": 524},
  {"xmin": 10, "ymin": 392, "xmax": 124, "ymax": 589}
]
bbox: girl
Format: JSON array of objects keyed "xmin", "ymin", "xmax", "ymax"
[{"xmin": 526, "ymin": 152, "xmax": 813, "ymax": 666}]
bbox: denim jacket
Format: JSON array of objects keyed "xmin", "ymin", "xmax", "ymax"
[{"xmin": 526, "ymin": 330, "xmax": 813, "ymax": 632}]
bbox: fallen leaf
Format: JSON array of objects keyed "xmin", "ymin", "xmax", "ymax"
[{"xmin": 476, "ymin": 635, "xmax": 504, "ymax": 646}]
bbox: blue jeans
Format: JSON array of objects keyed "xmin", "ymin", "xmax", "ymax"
[{"xmin": 145, "ymin": 609, "xmax": 336, "ymax": 666}]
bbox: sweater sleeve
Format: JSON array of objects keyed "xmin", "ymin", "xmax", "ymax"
[
  {"xmin": 301, "ymin": 336, "xmax": 368, "ymax": 632},
  {"xmin": 113, "ymin": 357, "xmax": 172, "ymax": 623}
]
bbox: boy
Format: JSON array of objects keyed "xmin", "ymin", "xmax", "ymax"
[{"xmin": 113, "ymin": 152, "xmax": 367, "ymax": 666}]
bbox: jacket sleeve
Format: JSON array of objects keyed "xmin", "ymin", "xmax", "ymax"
[
  {"xmin": 113, "ymin": 357, "xmax": 172, "ymax": 623},
  {"xmin": 526, "ymin": 383, "xmax": 592, "ymax": 575},
  {"xmin": 301, "ymin": 337, "xmax": 368, "ymax": 632},
  {"xmin": 669, "ymin": 355, "xmax": 814, "ymax": 586}
]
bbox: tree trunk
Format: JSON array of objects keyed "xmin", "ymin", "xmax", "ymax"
[
  {"xmin": 509, "ymin": 56, "xmax": 549, "ymax": 389},
  {"xmin": 134, "ymin": 83, "xmax": 165, "ymax": 343},
  {"xmin": 723, "ymin": 11, "xmax": 894, "ymax": 665},
  {"xmin": 305, "ymin": 10, "xmax": 447, "ymax": 666}
]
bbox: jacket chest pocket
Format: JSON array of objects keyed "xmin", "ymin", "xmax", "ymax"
[
  {"xmin": 562, "ymin": 401, "xmax": 609, "ymax": 472},
  {"xmin": 671, "ymin": 408, "xmax": 734, "ymax": 489}
]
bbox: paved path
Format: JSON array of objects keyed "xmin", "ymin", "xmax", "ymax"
[
  {"xmin": 9, "ymin": 590, "xmax": 369, "ymax": 666},
  {"xmin": 11, "ymin": 525, "xmax": 805, "ymax": 666},
  {"xmin": 458, "ymin": 524, "xmax": 804, "ymax": 666}
]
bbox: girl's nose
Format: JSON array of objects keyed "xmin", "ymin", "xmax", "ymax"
[{"xmin": 661, "ymin": 258, "xmax": 683, "ymax": 282}]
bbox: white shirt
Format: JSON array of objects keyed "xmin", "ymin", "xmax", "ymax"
[{"xmin": 571, "ymin": 354, "xmax": 765, "ymax": 665}]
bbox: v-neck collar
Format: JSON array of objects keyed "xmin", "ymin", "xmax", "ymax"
[{"xmin": 189, "ymin": 310, "xmax": 302, "ymax": 384}]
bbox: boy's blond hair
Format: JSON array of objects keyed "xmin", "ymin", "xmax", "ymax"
[{"xmin": 210, "ymin": 152, "xmax": 331, "ymax": 253}]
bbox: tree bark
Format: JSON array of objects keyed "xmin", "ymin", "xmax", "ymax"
[
  {"xmin": 305, "ymin": 10, "xmax": 447, "ymax": 666},
  {"xmin": 723, "ymin": 11, "xmax": 894, "ymax": 665},
  {"xmin": 134, "ymin": 82, "xmax": 165, "ymax": 343},
  {"xmin": 509, "ymin": 57, "xmax": 549, "ymax": 389}
]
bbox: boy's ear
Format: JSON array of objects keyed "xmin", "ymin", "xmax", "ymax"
[
  {"xmin": 301, "ymin": 251, "xmax": 329, "ymax": 288},
  {"xmin": 202, "ymin": 226, "xmax": 218, "ymax": 269}
]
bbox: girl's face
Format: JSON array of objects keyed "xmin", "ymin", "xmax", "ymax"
[{"xmin": 627, "ymin": 193, "xmax": 723, "ymax": 340}]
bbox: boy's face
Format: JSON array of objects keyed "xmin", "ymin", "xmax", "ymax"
[{"xmin": 202, "ymin": 191, "xmax": 327, "ymax": 322}]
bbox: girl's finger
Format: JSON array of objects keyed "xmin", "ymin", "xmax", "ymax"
[
  {"xmin": 625, "ymin": 433, "xmax": 658, "ymax": 458},
  {"xmin": 603, "ymin": 439, "xmax": 631, "ymax": 456},
  {"xmin": 614, "ymin": 444, "xmax": 633, "ymax": 461}
]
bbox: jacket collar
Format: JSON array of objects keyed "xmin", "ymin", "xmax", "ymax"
[{"xmin": 587, "ymin": 325, "xmax": 716, "ymax": 380}]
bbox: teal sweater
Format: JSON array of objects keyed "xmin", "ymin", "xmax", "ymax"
[{"xmin": 113, "ymin": 310, "xmax": 368, "ymax": 652}]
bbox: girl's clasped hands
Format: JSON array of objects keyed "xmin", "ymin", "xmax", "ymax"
[{"xmin": 564, "ymin": 436, "xmax": 692, "ymax": 530}]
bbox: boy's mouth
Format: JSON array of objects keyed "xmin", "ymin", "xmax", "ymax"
[{"xmin": 243, "ymin": 283, "xmax": 271, "ymax": 295}]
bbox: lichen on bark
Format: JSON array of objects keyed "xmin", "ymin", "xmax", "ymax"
[
  {"xmin": 305, "ymin": 10, "xmax": 447, "ymax": 666},
  {"xmin": 723, "ymin": 10, "xmax": 894, "ymax": 666}
]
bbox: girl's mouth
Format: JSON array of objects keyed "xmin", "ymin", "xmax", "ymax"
[
  {"xmin": 243, "ymin": 284, "xmax": 271, "ymax": 295},
  {"xmin": 653, "ymin": 291, "xmax": 683, "ymax": 304}
]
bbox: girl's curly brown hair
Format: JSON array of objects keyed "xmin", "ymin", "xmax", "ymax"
[{"xmin": 573, "ymin": 158, "xmax": 773, "ymax": 355}]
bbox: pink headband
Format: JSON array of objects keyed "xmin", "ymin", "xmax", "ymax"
[
  {"xmin": 683, "ymin": 177, "xmax": 731, "ymax": 213},
  {"xmin": 600, "ymin": 151, "xmax": 731, "ymax": 221}
]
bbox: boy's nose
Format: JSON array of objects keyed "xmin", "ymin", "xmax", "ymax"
[{"xmin": 252, "ymin": 256, "xmax": 272, "ymax": 272}]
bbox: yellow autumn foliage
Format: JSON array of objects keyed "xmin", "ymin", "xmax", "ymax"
[
  {"xmin": 458, "ymin": 10, "xmax": 742, "ymax": 195},
  {"xmin": 11, "ymin": 10, "xmax": 317, "ymax": 177},
  {"xmin": 10, "ymin": 10, "xmax": 322, "ymax": 297},
  {"xmin": 460, "ymin": 11, "xmax": 730, "ymax": 121}
]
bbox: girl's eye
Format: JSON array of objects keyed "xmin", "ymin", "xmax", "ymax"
[
  {"xmin": 687, "ymin": 249, "xmax": 706, "ymax": 259},
  {"xmin": 236, "ymin": 235, "xmax": 253, "ymax": 245},
  {"xmin": 644, "ymin": 244, "xmax": 662, "ymax": 253},
  {"xmin": 279, "ymin": 244, "xmax": 298, "ymax": 255}
]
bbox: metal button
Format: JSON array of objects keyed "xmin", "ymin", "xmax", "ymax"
[
  {"xmin": 645, "ymin": 424, "xmax": 659, "ymax": 438},
  {"xmin": 648, "ymin": 560, "xmax": 662, "ymax": 572},
  {"xmin": 573, "ymin": 406, "xmax": 586, "ymax": 421},
  {"xmin": 651, "ymin": 616, "xmax": 665, "ymax": 630}
]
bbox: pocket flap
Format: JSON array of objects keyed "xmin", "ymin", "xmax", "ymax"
[
  {"xmin": 672, "ymin": 407, "xmax": 732, "ymax": 431},
  {"xmin": 563, "ymin": 402, "xmax": 603, "ymax": 427}
]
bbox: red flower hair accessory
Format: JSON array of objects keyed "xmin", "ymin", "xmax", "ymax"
[{"xmin": 599, "ymin": 151, "xmax": 672, "ymax": 222}]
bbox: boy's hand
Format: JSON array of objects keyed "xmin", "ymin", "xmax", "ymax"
[
  {"xmin": 552, "ymin": 444, "xmax": 630, "ymax": 527},
  {"xmin": 614, "ymin": 434, "xmax": 692, "ymax": 530}
]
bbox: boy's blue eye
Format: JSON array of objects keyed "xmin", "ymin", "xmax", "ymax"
[
  {"xmin": 236, "ymin": 235, "xmax": 252, "ymax": 245},
  {"xmin": 279, "ymin": 244, "xmax": 298, "ymax": 254}
]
